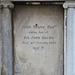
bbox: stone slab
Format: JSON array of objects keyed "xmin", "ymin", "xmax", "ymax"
[{"xmin": 13, "ymin": 5, "xmax": 64, "ymax": 75}]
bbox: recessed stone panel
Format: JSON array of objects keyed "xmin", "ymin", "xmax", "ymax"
[{"xmin": 13, "ymin": 5, "xmax": 64, "ymax": 75}]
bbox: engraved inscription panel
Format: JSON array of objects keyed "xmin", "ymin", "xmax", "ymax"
[{"xmin": 13, "ymin": 5, "xmax": 63, "ymax": 75}]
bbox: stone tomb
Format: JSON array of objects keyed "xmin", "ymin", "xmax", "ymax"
[{"xmin": 13, "ymin": 5, "xmax": 64, "ymax": 75}]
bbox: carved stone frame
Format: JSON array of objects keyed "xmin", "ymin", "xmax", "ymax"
[{"xmin": 0, "ymin": 1, "xmax": 75, "ymax": 75}]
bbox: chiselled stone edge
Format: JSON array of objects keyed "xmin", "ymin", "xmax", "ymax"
[
  {"xmin": 63, "ymin": 1, "xmax": 75, "ymax": 8},
  {"xmin": 0, "ymin": 1, "xmax": 14, "ymax": 9}
]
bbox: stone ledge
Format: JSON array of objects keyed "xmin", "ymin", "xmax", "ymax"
[{"xmin": 10, "ymin": 0, "xmax": 74, "ymax": 1}]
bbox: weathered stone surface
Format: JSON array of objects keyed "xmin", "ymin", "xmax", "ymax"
[
  {"xmin": 1, "ymin": 2, "xmax": 14, "ymax": 75},
  {"xmin": 0, "ymin": 4, "xmax": 2, "ymax": 75},
  {"xmin": 63, "ymin": 2, "xmax": 75, "ymax": 75},
  {"xmin": 66, "ymin": 7, "xmax": 75, "ymax": 75},
  {"xmin": 13, "ymin": 5, "xmax": 64, "ymax": 75},
  {"xmin": 2, "ymin": 8, "xmax": 12, "ymax": 75}
]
